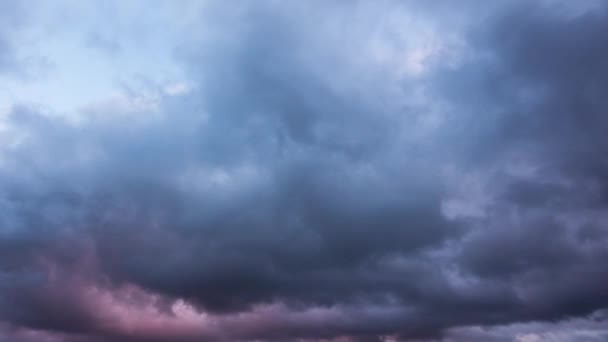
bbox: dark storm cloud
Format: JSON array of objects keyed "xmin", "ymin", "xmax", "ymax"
[
  {"xmin": 453, "ymin": 0, "xmax": 608, "ymax": 312},
  {"xmin": 1, "ymin": 0, "xmax": 608, "ymax": 341}
]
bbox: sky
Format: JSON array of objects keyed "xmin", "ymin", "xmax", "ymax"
[{"xmin": 1, "ymin": 0, "xmax": 608, "ymax": 341}]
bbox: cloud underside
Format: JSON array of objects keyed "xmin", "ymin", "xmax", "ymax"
[{"xmin": 1, "ymin": 1, "xmax": 608, "ymax": 341}]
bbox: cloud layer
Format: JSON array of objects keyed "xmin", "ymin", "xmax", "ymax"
[{"xmin": 1, "ymin": 1, "xmax": 608, "ymax": 341}]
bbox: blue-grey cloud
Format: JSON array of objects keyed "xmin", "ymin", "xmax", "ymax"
[{"xmin": 0, "ymin": 1, "xmax": 607, "ymax": 341}]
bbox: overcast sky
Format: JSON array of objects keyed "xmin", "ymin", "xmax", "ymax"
[{"xmin": 1, "ymin": 1, "xmax": 608, "ymax": 341}]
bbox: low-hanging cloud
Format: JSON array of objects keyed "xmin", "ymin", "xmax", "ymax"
[{"xmin": 1, "ymin": 1, "xmax": 607, "ymax": 341}]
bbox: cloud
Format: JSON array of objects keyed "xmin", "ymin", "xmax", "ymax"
[
  {"xmin": 444, "ymin": 310, "xmax": 608, "ymax": 342},
  {"xmin": 0, "ymin": 2, "xmax": 24, "ymax": 73},
  {"xmin": 0, "ymin": 0, "xmax": 607, "ymax": 341}
]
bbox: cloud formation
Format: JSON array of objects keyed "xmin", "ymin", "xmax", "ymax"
[{"xmin": 1, "ymin": 0, "xmax": 607, "ymax": 341}]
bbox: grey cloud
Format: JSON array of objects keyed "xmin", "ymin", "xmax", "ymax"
[
  {"xmin": 0, "ymin": 2, "xmax": 23, "ymax": 73},
  {"xmin": 1, "ymin": 1, "xmax": 608, "ymax": 341}
]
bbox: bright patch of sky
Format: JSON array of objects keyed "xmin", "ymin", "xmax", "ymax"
[{"xmin": 0, "ymin": 0, "xmax": 207, "ymax": 116}]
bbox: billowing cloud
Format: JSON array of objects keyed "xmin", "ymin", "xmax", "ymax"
[{"xmin": 1, "ymin": 0, "xmax": 607, "ymax": 341}]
